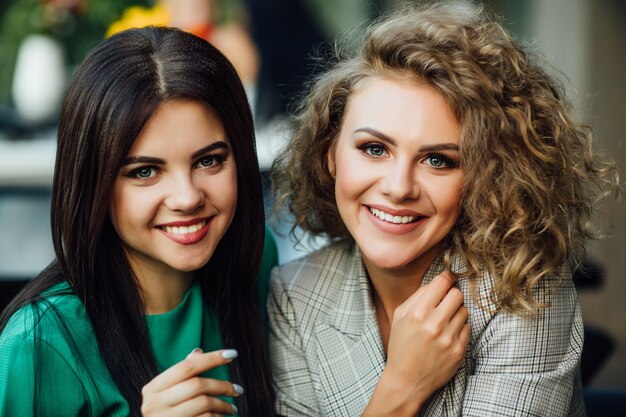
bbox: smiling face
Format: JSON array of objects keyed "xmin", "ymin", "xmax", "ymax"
[
  {"xmin": 330, "ymin": 76, "xmax": 463, "ymax": 279},
  {"xmin": 110, "ymin": 99, "xmax": 237, "ymax": 283}
]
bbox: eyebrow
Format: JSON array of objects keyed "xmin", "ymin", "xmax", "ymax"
[
  {"xmin": 122, "ymin": 141, "xmax": 230, "ymax": 165},
  {"xmin": 353, "ymin": 127, "xmax": 459, "ymax": 152},
  {"xmin": 192, "ymin": 141, "xmax": 230, "ymax": 159}
]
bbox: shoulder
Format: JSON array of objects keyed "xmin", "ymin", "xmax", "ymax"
[
  {"xmin": 0, "ymin": 281, "xmax": 92, "ymax": 406},
  {"xmin": 268, "ymin": 240, "xmax": 358, "ymax": 329},
  {"xmin": 0, "ymin": 280, "xmax": 93, "ymax": 363},
  {"xmin": 461, "ymin": 265, "xmax": 582, "ymax": 359},
  {"xmin": 271, "ymin": 240, "xmax": 355, "ymax": 298},
  {"xmin": 2, "ymin": 282, "xmax": 78, "ymax": 337}
]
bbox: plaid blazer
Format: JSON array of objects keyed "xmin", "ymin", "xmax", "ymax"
[{"xmin": 268, "ymin": 240, "xmax": 586, "ymax": 416}]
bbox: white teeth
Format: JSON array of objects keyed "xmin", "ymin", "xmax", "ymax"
[
  {"xmin": 369, "ymin": 207, "xmax": 418, "ymax": 224},
  {"xmin": 163, "ymin": 220, "xmax": 206, "ymax": 235}
]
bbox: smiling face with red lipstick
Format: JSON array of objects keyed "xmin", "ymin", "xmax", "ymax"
[
  {"xmin": 329, "ymin": 76, "xmax": 463, "ymax": 279},
  {"xmin": 110, "ymin": 99, "xmax": 237, "ymax": 289}
]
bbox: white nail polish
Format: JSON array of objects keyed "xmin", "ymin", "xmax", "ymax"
[{"xmin": 222, "ymin": 349, "xmax": 238, "ymax": 359}]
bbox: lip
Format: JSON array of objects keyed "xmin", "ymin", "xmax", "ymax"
[
  {"xmin": 364, "ymin": 205, "xmax": 425, "ymax": 234},
  {"xmin": 367, "ymin": 204, "xmax": 423, "ymax": 217},
  {"xmin": 156, "ymin": 217, "xmax": 210, "ymax": 227},
  {"xmin": 156, "ymin": 217, "xmax": 212, "ymax": 245}
]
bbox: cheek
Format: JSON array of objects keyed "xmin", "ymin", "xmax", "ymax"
[
  {"xmin": 435, "ymin": 175, "xmax": 464, "ymax": 221},
  {"xmin": 109, "ymin": 186, "xmax": 125, "ymax": 234},
  {"xmin": 333, "ymin": 150, "xmax": 370, "ymax": 201},
  {"xmin": 109, "ymin": 184, "xmax": 158, "ymax": 235},
  {"xmin": 218, "ymin": 169, "xmax": 238, "ymax": 219}
]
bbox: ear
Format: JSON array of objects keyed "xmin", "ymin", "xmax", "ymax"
[{"xmin": 326, "ymin": 138, "xmax": 337, "ymax": 179}]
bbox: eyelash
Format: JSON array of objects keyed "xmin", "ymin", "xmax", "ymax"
[
  {"xmin": 128, "ymin": 166, "xmax": 158, "ymax": 179},
  {"xmin": 357, "ymin": 143, "xmax": 388, "ymax": 158},
  {"xmin": 356, "ymin": 143, "xmax": 458, "ymax": 169},
  {"xmin": 126, "ymin": 154, "xmax": 227, "ymax": 179},
  {"xmin": 423, "ymin": 152, "xmax": 458, "ymax": 169},
  {"xmin": 195, "ymin": 153, "xmax": 226, "ymax": 169}
]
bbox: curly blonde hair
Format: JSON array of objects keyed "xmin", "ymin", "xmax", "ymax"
[{"xmin": 271, "ymin": 2, "xmax": 619, "ymax": 314}]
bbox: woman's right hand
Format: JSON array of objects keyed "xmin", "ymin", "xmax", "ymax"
[
  {"xmin": 364, "ymin": 272, "xmax": 470, "ymax": 416},
  {"xmin": 141, "ymin": 348, "xmax": 243, "ymax": 417}
]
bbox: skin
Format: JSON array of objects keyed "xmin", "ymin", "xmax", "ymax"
[
  {"xmin": 110, "ymin": 99, "xmax": 237, "ymax": 314},
  {"xmin": 109, "ymin": 99, "xmax": 240, "ymax": 416},
  {"xmin": 328, "ymin": 76, "xmax": 470, "ymax": 415},
  {"xmin": 141, "ymin": 349, "xmax": 243, "ymax": 417}
]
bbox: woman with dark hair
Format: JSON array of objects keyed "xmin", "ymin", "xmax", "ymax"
[
  {"xmin": 0, "ymin": 27, "xmax": 275, "ymax": 416},
  {"xmin": 269, "ymin": 2, "xmax": 619, "ymax": 416}
]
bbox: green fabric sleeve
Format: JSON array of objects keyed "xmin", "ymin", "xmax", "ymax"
[{"xmin": 0, "ymin": 314, "xmax": 88, "ymax": 415}]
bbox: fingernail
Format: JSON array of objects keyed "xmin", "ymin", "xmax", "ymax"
[
  {"xmin": 233, "ymin": 383, "xmax": 244, "ymax": 395},
  {"xmin": 186, "ymin": 347, "xmax": 203, "ymax": 358},
  {"xmin": 222, "ymin": 349, "xmax": 238, "ymax": 360},
  {"xmin": 232, "ymin": 404, "xmax": 238, "ymax": 414}
]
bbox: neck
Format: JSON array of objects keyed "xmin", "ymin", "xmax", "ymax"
[
  {"xmin": 140, "ymin": 273, "xmax": 195, "ymax": 315},
  {"xmin": 363, "ymin": 246, "xmax": 443, "ymax": 350},
  {"xmin": 366, "ymin": 261, "xmax": 428, "ymax": 320},
  {"xmin": 127, "ymin": 257, "xmax": 195, "ymax": 315}
]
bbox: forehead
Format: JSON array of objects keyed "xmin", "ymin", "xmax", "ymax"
[
  {"xmin": 341, "ymin": 76, "xmax": 460, "ymax": 145},
  {"xmin": 129, "ymin": 99, "xmax": 227, "ymax": 154}
]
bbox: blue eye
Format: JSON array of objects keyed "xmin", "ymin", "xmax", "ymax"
[
  {"xmin": 130, "ymin": 167, "xmax": 157, "ymax": 178},
  {"xmin": 195, "ymin": 154, "xmax": 225, "ymax": 169},
  {"xmin": 424, "ymin": 153, "xmax": 458, "ymax": 169},
  {"xmin": 198, "ymin": 156, "xmax": 217, "ymax": 167},
  {"xmin": 360, "ymin": 143, "xmax": 388, "ymax": 158}
]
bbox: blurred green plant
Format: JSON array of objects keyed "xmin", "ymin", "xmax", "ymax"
[{"xmin": 0, "ymin": 0, "xmax": 151, "ymax": 106}]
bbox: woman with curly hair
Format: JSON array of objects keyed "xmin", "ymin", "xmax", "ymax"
[{"xmin": 268, "ymin": 2, "xmax": 619, "ymax": 416}]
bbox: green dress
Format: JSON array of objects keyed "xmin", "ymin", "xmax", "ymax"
[{"xmin": 0, "ymin": 230, "xmax": 278, "ymax": 416}]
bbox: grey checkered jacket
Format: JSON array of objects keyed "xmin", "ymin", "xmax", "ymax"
[{"xmin": 268, "ymin": 240, "xmax": 586, "ymax": 416}]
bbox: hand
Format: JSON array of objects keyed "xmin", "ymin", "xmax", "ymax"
[
  {"xmin": 364, "ymin": 272, "xmax": 470, "ymax": 416},
  {"xmin": 141, "ymin": 348, "xmax": 244, "ymax": 417}
]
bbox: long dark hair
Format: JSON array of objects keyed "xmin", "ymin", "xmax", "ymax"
[{"xmin": 0, "ymin": 27, "xmax": 274, "ymax": 416}]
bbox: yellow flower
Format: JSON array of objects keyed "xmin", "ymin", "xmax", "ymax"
[{"xmin": 105, "ymin": 5, "xmax": 170, "ymax": 38}]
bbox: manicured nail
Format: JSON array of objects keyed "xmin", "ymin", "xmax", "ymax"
[
  {"xmin": 233, "ymin": 383, "xmax": 244, "ymax": 395},
  {"xmin": 222, "ymin": 349, "xmax": 238, "ymax": 360},
  {"xmin": 186, "ymin": 348, "xmax": 203, "ymax": 358},
  {"xmin": 232, "ymin": 404, "xmax": 238, "ymax": 414}
]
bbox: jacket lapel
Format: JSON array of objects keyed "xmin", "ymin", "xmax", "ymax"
[
  {"xmin": 313, "ymin": 246, "xmax": 386, "ymax": 415},
  {"xmin": 311, "ymin": 247, "xmax": 470, "ymax": 416}
]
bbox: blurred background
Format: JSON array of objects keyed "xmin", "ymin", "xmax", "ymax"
[{"xmin": 0, "ymin": 0, "xmax": 624, "ymax": 396}]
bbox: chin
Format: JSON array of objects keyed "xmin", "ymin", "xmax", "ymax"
[
  {"xmin": 361, "ymin": 249, "xmax": 416, "ymax": 271},
  {"xmin": 171, "ymin": 257, "xmax": 211, "ymax": 273}
]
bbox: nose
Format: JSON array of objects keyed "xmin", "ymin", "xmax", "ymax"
[
  {"xmin": 380, "ymin": 159, "xmax": 420, "ymax": 202},
  {"xmin": 164, "ymin": 174, "xmax": 205, "ymax": 212}
]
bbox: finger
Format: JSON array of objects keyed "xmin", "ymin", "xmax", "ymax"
[
  {"xmin": 171, "ymin": 395, "xmax": 237, "ymax": 416},
  {"xmin": 159, "ymin": 377, "xmax": 243, "ymax": 407},
  {"xmin": 443, "ymin": 304, "xmax": 468, "ymax": 337},
  {"xmin": 411, "ymin": 271, "xmax": 456, "ymax": 310},
  {"xmin": 144, "ymin": 349, "xmax": 238, "ymax": 394},
  {"xmin": 159, "ymin": 377, "xmax": 243, "ymax": 406},
  {"xmin": 460, "ymin": 322, "xmax": 470, "ymax": 347},
  {"xmin": 432, "ymin": 286, "xmax": 464, "ymax": 322}
]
